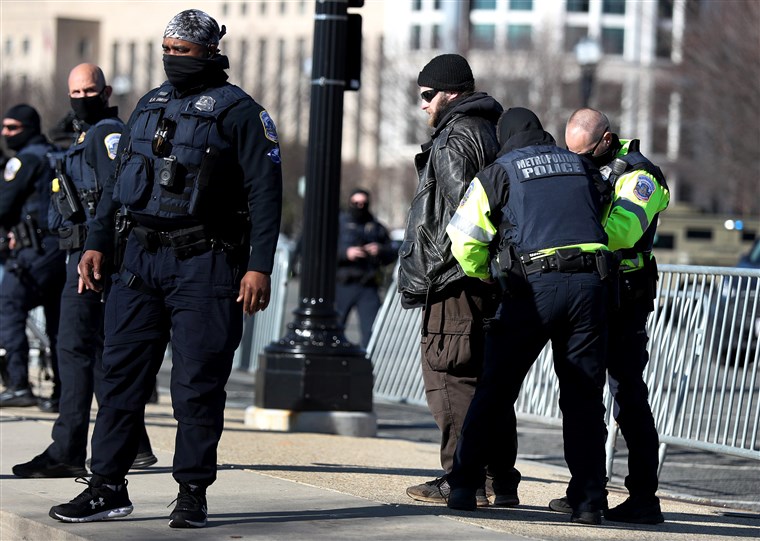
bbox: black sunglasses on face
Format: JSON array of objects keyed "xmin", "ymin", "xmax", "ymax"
[
  {"xmin": 420, "ymin": 89, "xmax": 440, "ymax": 102},
  {"xmin": 578, "ymin": 126, "xmax": 609, "ymax": 158}
]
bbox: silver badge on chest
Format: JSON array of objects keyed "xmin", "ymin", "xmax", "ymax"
[{"xmin": 194, "ymin": 96, "xmax": 216, "ymax": 112}]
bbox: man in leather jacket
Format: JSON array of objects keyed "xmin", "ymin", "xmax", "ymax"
[{"xmin": 398, "ymin": 54, "xmax": 520, "ymax": 507}]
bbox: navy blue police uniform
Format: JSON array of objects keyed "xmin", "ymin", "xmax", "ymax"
[
  {"xmin": 84, "ymin": 79, "xmax": 282, "ymax": 488},
  {"xmin": 0, "ymin": 135, "xmax": 66, "ymax": 404},
  {"xmin": 45, "ymin": 110, "xmax": 155, "ymax": 469},
  {"xmin": 445, "ymin": 109, "xmax": 612, "ymax": 522}
]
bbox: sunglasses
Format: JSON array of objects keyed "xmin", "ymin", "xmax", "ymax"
[
  {"xmin": 420, "ymin": 89, "xmax": 440, "ymax": 102},
  {"xmin": 578, "ymin": 126, "xmax": 609, "ymax": 158}
]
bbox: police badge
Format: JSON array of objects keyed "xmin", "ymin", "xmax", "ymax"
[{"xmin": 194, "ymin": 96, "xmax": 216, "ymax": 112}]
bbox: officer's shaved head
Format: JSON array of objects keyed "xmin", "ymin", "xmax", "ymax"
[
  {"xmin": 565, "ymin": 108, "xmax": 609, "ymax": 154},
  {"xmin": 68, "ymin": 63, "xmax": 110, "ymax": 99}
]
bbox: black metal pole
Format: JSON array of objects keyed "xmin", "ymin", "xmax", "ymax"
[{"xmin": 255, "ymin": 0, "xmax": 373, "ymax": 413}]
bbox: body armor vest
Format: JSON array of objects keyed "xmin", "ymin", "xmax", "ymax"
[
  {"xmin": 497, "ymin": 144, "xmax": 606, "ymax": 255},
  {"xmin": 114, "ymin": 82, "xmax": 249, "ymax": 220}
]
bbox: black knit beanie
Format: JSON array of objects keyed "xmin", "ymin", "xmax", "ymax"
[
  {"xmin": 4, "ymin": 104, "xmax": 41, "ymax": 133},
  {"xmin": 417, "ymin": 54, "xmax": 474, "ymax": 92}
]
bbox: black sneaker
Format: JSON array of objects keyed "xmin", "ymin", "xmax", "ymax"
[
  {"xmin": 49, "ymin": 477, "xmax": 133, "ymax": 522},
  {"xmin": 0, "ymin": 387, "xmax": 37, "ymax": 407},
  {"xmin": 38, "ymin": 398, "xmax": 60, "ymax": 413},
  {"xmin": 13, "ymin": 452, "xmax": 87, "ymax": 478},
  {"xmin": 86, "ymin": 451, "xmax": 158, "ymax": 471},
  {"xmin": 549, "ymin": 496, "xmax": 573, "ymax": 514},
  {"xmin": 571, "ymin": 509, "xmax": 602, "ymax": 525},
  {"xmin": 168, "ymin": 482, "xmax": 208, "ymax": 528},
  {"xmin": 605, "ymin": 496, "xmax": 664, "ymax": 524},
  {"xmin": 131, "ymin": 451, "xmax": 158, "ymax": 469}
]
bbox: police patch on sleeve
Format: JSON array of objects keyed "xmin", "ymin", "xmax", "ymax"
[
  {"xmin": 260, "ymin": 111, "xmax": 278, "ymax": 143},
  {"xmin": 267, "ymin": 147, "xmax": 281, "ymax": 164},
  {"xmin": 633, "ymin": 175, "xmax": 655, "ymax": 202},
  {"xmin": 104, "ymin": 133, "xmax": 121, "ymax": 160},
  {"xmin": 459, "ymin": 180, "xmax": 476, "ymax": 207},
  {"xmin": 4, "ymin": 157, "xmax": 21, "ymax": 182}
]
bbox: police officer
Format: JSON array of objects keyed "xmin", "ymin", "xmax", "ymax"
[
  {"xmin": 0, "ymin": 105, "xmax": 66, "ymax": 408},
  {"xmin": 50, "ymin": 10, "xmax": 282, "ymax": 529},
  {"xmin": 12, "ymin": 64, "xmax": 157, "ymax": 479},
  {"xmin": 336, "ymin": 188, "xmax": 396, "ymax": 347},
  {"xmin": 547, "ymin": 108, "xmax": 670, "ymax": 524},
  {"xmin": 444, "ymin": 108, "xmax": 612, "ymax": 525}
]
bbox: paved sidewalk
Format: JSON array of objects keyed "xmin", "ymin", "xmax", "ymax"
[{"xmin": 1, "ymin": 402, "xmax": 759, "ymax": 541}]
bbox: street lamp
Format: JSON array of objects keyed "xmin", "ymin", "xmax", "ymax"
[{"xmin": 575, "ymin": 36, "xmax": 602, "ymax": 108}]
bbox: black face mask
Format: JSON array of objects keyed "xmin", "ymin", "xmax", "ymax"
[
  {"xmin": 349, "ymin": 205, "xmax": 371, "ymax": 223},
  {"xmin": 70, "ymin": 91, "xmax": 107, "ymax": 125},
  {"xmin": 4, "ymin": 129, "xmax": 35, "ymax": 152},
  {"xmin": 590, "ymin": 145, "xmax": 616, "ymax": 168},
  {"xmin": 163, "ymin": 54, "xmax": 229, "ymax": 93}
]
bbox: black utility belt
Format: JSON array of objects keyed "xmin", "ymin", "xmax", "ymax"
[
  {"xmin": 132, "ymin": 225, "xmax": 211, "ymax": 259},
  {"xmin": 523, "ymin": 250, "xmax": 599, "ymax": 275},
  {"xmin": 58, "ymin": 224, "xmax": 87, "ymax": 251}
]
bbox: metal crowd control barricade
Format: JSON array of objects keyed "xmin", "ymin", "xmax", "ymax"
[
  {"xmin": 367, "ymin": 264, "xmax": 760, "ymax": 479},
  {"xmin": 232, "ymin": 238, "xmax": 293, "ymax": 373}
]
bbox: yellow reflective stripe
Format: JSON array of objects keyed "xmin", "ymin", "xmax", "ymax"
[{"xmin": 447, "ymin": 227, "xmax": 491, "ymax": 279}]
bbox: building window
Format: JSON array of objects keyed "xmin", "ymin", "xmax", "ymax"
[
  {"xmin": 432, "ymin": 24, "xmax": 442, "ymax": 49},
  {"xmin": 21, "ymin": 38, "xmax": 30, "ymax": 55},
  {"xmin": 472, "ymin": 24, "xmax": 496, "ymax": 50},
  {"xmin": 221, "ymin": 3, "xmax": 229, "ymax": 16},
  {"xmin": 434, "ymin": 0, "xmax": 443, "ymax": 9},
  {"xmin": 412, "ymin": 0, "xmax": 422, "ymax": 10},
  {"xmin": 686, "ymin": 229, "xmax": 713, "ymax": 240},
  {"xmin": 79, "ymin": 38, "xmax": 91, "ymax": 59},
  {"xmin": 507, "ymin": 24, "xmax": 532, "ymax": 50},
  {"xmin": 260, "ymin": 1, "xmax": 267, "ymax": 14},
  {"xmin": 656, "ymin": 24, "xmax": 673, "ymax": 58},
  {"xmin": 566, "ymin": 0, "xmax": 589, "ymax": 13},
  {"xmin": 509, "ymin": 0, "xmax": 533, "ymax": 10},
  {"xmin": 601, "ymin": 27, "xmax": 624, "ymax": 55},
  {"xmin": 602, "ymin": 0, "xmax": 626, "ymax": 15},
  {"xmin": 658, "ymin": 0, "xmax": 674, "ymax": 18},
  {"xmin": 473, "ymin": 0, "xmax": 497, "ymax": 9},
  {"xmin": 654, "ymin": 233, "xmax": 675, "ymax": 249},
  {"xmin": 564, "ymin": 26, "xmax": 588, "ymax": 53},
  {"xmin": 299, "ymin": 0, "xmax": 307, "ymax": 14},
  {"xmin": 146, "ymin": 41, "xmax": 154, "ymax": 89},
  {"xmin": 4, "ymin": 38, "xmax": 11, "ymax": 56},
  {"xmin": 410, "ymin": 25, "xmax": 421, "ymax": 50},
  {"xmin": 241, "ymin": 2, "xmax": 247, "ymax": 16},
  {"xmin": 280, "ymin": 1, "xmax": 286, "ymax": 14}
]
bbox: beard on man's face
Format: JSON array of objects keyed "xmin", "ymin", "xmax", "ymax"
[{"xmin": 428, "ymin": 93, "xmax": 453, "ymax": 128}]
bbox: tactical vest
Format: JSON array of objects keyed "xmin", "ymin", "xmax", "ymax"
[
  {"xmin": 64, "ymin": 117, "xmax": 124, "ymax": 226},
  {"xmin": 114, "ymin": 82, "xmax": 249, "ymax": 220},
  {"xmin": 613, "ymin": 140, "xmax": 669, "ymax": 258},
  {"xmin": 497, "ymin": 144, "xmax": 607, "ymax": 255},
  {"xmin": 18, "ymin": 141, "xmax": 56, "ymax": 230}
]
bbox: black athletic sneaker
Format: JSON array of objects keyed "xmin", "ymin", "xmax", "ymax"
[
  {"xmin": 13, "ymin": 452, "xmax": 87, "ymax": 478},
  {"xmin": 549, "ymin": 496, "xmax": 573, "ymax": 514},
  {"xmin": 168, "ymin": 482, "xmax": 208, "ymax": 528},
  {"xmin": 605, "ymin": 496, "xmax": 664, "ymax": 524},
  {"xmin": 49, "ymin": 477, "xmax": 133, "ymax": 523}
]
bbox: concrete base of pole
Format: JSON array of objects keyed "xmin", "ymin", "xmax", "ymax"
[{"xmin": 244, "ymin": 406, "xmax": 378, "ymax": 437}]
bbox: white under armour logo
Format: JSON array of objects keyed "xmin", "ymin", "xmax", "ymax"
[{"xmin": 90, "ymin": 497, "xmax": 105, "ymax": 509}]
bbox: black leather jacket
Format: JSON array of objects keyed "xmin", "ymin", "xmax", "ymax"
[{"xmin": 397, "ymin": 92, "xmax": 502, "ymax": 307}]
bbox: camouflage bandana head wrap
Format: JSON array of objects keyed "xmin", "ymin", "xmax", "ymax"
[{"xmin": 163, "ymin": 9, "xmax": 226, "ymax": 47}]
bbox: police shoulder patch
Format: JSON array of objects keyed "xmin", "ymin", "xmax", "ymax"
[
  {"xmin": 459, "ymin": 180, "xmax": 476, "ymax": 207},
  {"xmin": 267, "ymin": 147, "xmax": 281, "ymax": 164},
  {"xmin": 633, "ymin": 175, "xmax": 655, "ymax": 202},
  {"xmin": 104, "ymin": 133, "xmax": 121, "ymax": 160},
  {"xmin": 4, "ymin": 157, "xmax": 21, "ymax": 182},
  {"xmin": 260, "ymin": 111, "xmax": 278, "ymax": 143}
]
